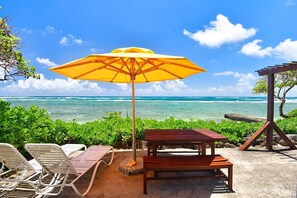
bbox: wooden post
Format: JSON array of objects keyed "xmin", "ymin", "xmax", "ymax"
[
  {"xmin": 267, "ymin": 73, "xmax": 274, "ymax": 122},
  {"xmin": 266, "ymin": 73, "xmax": 274, "ymax": 151}
]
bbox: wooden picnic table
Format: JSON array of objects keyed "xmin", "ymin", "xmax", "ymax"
[{"xmin": 145, "ymin": 129, "xmax": 228, "ymax": 156}]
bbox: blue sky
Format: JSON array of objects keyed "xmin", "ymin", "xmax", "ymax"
[{"xmin": 1, "ymin": 0, "xmax": 297, "ymax": 96}]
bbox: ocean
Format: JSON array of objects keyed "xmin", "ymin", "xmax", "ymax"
[{"xmin": 2, "ymin": 96, "xmax": 297, "ymax": 123}]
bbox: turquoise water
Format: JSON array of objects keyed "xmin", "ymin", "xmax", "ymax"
[{"xmin": 2, "ymin": 96, "xmax": 297, "ymax": 123}]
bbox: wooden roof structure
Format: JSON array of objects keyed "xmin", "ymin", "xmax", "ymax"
[
  {"xmin": 240, "ymin": 61, "xmax": 297, "ymax": 151},
  {"xmin": 257, "ymin": 61, "xmax": 297, "ymax": 76}
]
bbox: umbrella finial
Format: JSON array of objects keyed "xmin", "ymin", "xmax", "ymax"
[{"xmin": 111, "ymin": 47, "xmax": 155, "ymax": 54}]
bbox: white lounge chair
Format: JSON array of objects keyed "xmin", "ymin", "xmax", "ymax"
[
  {"xmin": 0, "ymin": 143, "xmax": 87, "ymax": 198},
  {"xmin": 25, "ymin": 143, "xmax": 114, "ymax": 197},
  {"xmin": 0, "ymin": 143, "xmax": 42, "ymax": 191},
  {"xmin": 60, "ymin": 144, "xmax": 87, "ymax": 157}
]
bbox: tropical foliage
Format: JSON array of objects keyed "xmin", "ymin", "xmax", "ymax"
[
  {"xmin": 0, "ymin": 16, "xmax": 39, "ymax": 81},
  {"xmin": 0, "ymin": 100, "xmax": 296, "ymax": 155}
]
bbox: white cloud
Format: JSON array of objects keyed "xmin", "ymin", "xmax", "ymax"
[
  {"xmin": 3, "ymin": 74, "xmax": 105, "ymax": 96},
  {"xmin": 0, "ymin": 73, "xmax": 263, "ymax": 96},
  {"xmin": 45, "ymin": 25, "xmax": 55, "ymax": 34},
  {"xmin": 240, "ymin": 40, "xmax": 272, "ymax": 57},
  {"xmin": 136, "ymin": 83, "xmax": 165, "ymax": 95},
  {"xmin": 59, "ymin": 34, "xmax": 85, "ymax": 46},
  {"xmin": 74, "ymin": 39, "xmax": 83, "ymax": 45},
  {"xmin": 42, "ymin": 25, "xmax": 56, "ymax": 36},
  {"xmin": 214, "ymin": 71, "xmax": 258, "ymax": 93},
  {"xmin": 135, "ymin": 80, "xmax": 188, "ymax": 95},
  {"xmin": 285, "ymin": 0, "xmax": 295, "ymax": 6},
  {"xmin": 36, "ymin": 57, "xmax": 57, "ymax": 67},
  {"xmin": 214, "ymin": 71, "xmax": 239, "ymax": 77},
  {"xmin": 214, "ymin": 71, "xmax": 256, "ymax": 80},
  {"xmin": 21, "ymin": 28, "xmax": 33, "ymax": 34},
  {"xmin": 59, "ymin": 37, "xmax": 69, "ymax": 45},
  {"xmin": 236, "ymin": 73, "xmax": 257, "ymax": 89},
  {"xmin": 151, "ymin": 83, "xmax": 164, "ymax": 93},
  {"xmin": 164, "ymin": 80, "xmax": 187, "ymax": 92},
  {"xmin": 90, "ymin": 48, "xmax": 104, "ymax": 53},
  {"xmin": 0, "ymin": 67, "xmax": 4, "ymax": 79},
  {"xmin": 116, "ymin": 81, "xmax": 187, "ymax": 95},
  {"xmin": 273, "ymin": 39, "xmax": 297, "ymax": 60},
  {"xmin": 183, "ymin": 14, "xmax": 256, "ymax": 48},
  {"xmin": 116, "ymin": 83, "xmax": 129, "ymax": 90},
  {"xmin": 241, "ymin": 38, "xmax": 297, "ymax": 61},
  {"xmin": 133, "ymin": 75, "xmax": 258, "ymax": 96},
  {"xmin": 193, "ymin": 86, "xmax": 246, "ymax": 96}
]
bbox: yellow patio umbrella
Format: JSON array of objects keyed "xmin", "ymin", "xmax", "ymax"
[{"xmin": 50, "ymin": 47, "xmax": 206, "ymax": 164}]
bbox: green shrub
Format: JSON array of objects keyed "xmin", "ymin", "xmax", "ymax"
[
  {"xmin": 0, "ymin": 100, "xmax": 296, "ymax": 156},
  {"xmin": 287, "ymin": 109, "xmax": 297, "ymax": 118},
  {"xmin": 276, "ymin": 117, "xmax": 297, "ymax": 134}
]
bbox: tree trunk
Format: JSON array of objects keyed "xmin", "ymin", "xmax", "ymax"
[{"xmin": 279, "ymin": 98, "xmax": 288, "ymax": 118}]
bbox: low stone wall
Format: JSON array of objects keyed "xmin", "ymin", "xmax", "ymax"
[
  {"xmin": 115, "ymin": 134, "xmax": 297, "ymax": 150},
  {"xmin": 141, "ymin": 134, "xmax": 297, "ymax": 150},
  {"xmin": 217, "ymin": 134, "xmax": 297, "ymax": 148}
]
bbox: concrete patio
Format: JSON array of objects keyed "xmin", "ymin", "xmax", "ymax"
[{"xmin": 56, "ymin": 147, "xmax": 297, "ymax": 198}]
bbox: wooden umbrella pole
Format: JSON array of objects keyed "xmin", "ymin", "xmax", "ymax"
[
  {"xmin": 131, "ymin": 78, "xmax": 136, "ymax": 161},
  {"xmin": 131, "ymin": 59, "xmax": 137, "ymax": 162}
]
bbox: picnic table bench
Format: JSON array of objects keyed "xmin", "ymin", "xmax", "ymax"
[{"xmin": 143, "ymin": 155, "xmax": 233, "ymax": 194}]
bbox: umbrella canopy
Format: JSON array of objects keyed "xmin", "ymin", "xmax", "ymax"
[{"xmin": 50, "ymin": 47, "xmax": 206, "ymax": 163}]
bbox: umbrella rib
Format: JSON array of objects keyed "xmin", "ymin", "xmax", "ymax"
[
  {"xmin": 137, "ymin": 63, "xmax": 164, "ymax": 75},
  {"xmin": 134, "ymin": 58, "xmax": 150, "ymax": 74},
  {"xmin": 106, "ymin": 64, "xmax": 130, "ymax": 75},
  {"xmin": 134, "ymin": 59, "xmax": 150, "ymax": 82},
  {"xmin": 159, "ymin": 59, "xmax": 205, "ymax": 71},
  {"xmin": 142, "ymin": 73, "xmax": 149, "ymax": 82},
  {"xmin": 50, "ymin": 60, "xmax": 95, "ymax": 70},
  {"xmin": 110, "ymin": 64, "xmax": 126, "ymax": 82},
  {"xmin": 158, "ymin": 68, "xmax": 182, "ymax": 79},
  {"xmin": 137, "ymin": 59, "xmax": 205, "ymax": 76},
  {"xmin": 120, "ymin": 57, "xmax": 132, "ymax": 75},
  {"xmin": 72, "ymin": 58, "xmax": 119, "ymax": 79},
  {"xmin": 138, "ymin": 60, "xmax": 182, "ymax": 78}
]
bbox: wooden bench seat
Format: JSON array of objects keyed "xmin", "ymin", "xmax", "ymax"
[{"xmin": 143, "ymin": 155, "xmax": 233, "ymax": 194}]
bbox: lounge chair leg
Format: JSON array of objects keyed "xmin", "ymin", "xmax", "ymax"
[{"xmin": 71, "ymin": 161, "xmax": 102, "ymax": 197}]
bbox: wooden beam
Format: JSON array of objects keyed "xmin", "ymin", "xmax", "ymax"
[
  {"xmin": 240, "ymin": 121, "xmax": 271, "ymax": 151},
  {"xmin": 272, "ymin": 122, "xmax": 297, "ymax": 149},
  {"xmin": 257, "ymin": 62, "xmax": 297, "ymax": 76}
]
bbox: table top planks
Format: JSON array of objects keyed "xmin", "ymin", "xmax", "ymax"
[{"xmin": 145, "ymin": 129, "xmax": 228, "ymax": 142}]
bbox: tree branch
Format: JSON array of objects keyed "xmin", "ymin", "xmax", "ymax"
[{"xmin": 284, "ymin": 83, "xmax": 296, "ymax": 95}]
